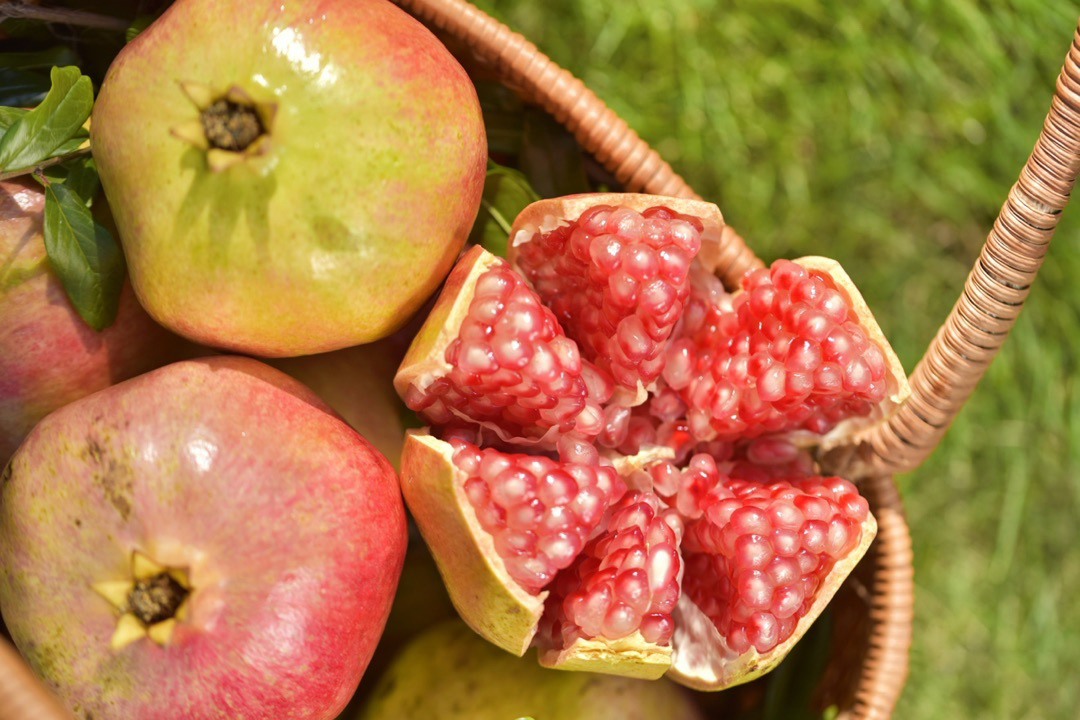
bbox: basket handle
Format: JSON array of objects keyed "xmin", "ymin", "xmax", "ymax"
[
  {"xmin": 857, "ymin": 22, "xmax": 1080, "ymax": 475},
  {"xmin": 400, "ymin": 0, "xmax": 1080, "ymax": 478},
  {"xmin": 392, "ymin": 0, "xmax": 765, "ymax": 282}
]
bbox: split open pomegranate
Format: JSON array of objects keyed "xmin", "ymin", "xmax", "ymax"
[{"xmin": 395, "ymin": 193, "xmax": 907, "ymax": 690}]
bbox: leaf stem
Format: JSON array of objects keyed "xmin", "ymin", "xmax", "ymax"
[
  {"xmin": 0, "ymin": 147, "xmax": 92, "ymax": 183},
  {"xmin": 0, "ymin": 2, "xmax": 128, "ymax": 32}
]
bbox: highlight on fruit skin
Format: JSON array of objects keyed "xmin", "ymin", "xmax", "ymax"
[{"xmin": 394, "ymin": 192, "xmax": 904, "ymax": 690}]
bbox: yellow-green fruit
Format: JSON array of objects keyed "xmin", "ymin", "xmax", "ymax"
[{"xmin": 355, "ymin": 619, "xmax": 704, "ymax": 720}]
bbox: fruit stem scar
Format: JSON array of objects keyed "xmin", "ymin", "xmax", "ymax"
[
  {"xmin": 129, "ymin": 572, "xmax": 189, "ymax": 626},
  {"xmin": 200, "ymin": 98, "xmax": 265, "ymax": 151}
]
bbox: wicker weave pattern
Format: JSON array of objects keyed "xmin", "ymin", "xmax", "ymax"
[{"xmin": 862, "ymin": 29, "xmax": 1080, "ymax": 475}]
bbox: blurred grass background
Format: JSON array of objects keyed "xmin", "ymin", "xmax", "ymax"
[{"xmin": 470, "ymin": 1, "xmax": 1080, "ymax": 718}]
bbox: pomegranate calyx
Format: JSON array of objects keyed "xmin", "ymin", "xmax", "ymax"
[
  {"xmin": 91, "ymin": 549, "xmax": 192, "ymax": 650},
  {"xmin": 400, "ymin": 430, "xmax": 546, "ymax": 656},
  {"xmin": 666, "ymin": 509, "xmax": 877, "ymax": 691},
  {"xmin": 536, "ymin": 630, "xmax": 672, "ymax": 679}
]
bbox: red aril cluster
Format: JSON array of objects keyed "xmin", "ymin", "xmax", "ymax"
[
  {"xmin": 513, "ymin": 205, "xmax": 703, "ymax": 397},
  {"xmin": 396, "ymin": 195, "xmax": 896, "ymax": 686},
  {"xmin": 539, "ymin": 491, "xmax": 684, "ymax": 650},
  {"xmin": 677, "ymin": 455, "xmax": 869, "ymax": 654},
  {"xmin": 402, "ymin": 258, "xmax": 610, "ymax": 443},
  {"xmin": 448, "ymin": 434, "xmax": 626, "ymax": 592},
  {"xmin": 663, "ymin": 259, "xmax": 888, "ymax": 441}
]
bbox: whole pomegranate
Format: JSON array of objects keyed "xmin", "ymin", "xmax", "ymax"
[
  {"xmin": 0, "ymin": 355, "xmax": 407, "ymax": 719},
  {"xmin": 0, "ymin": 178, "xmax": 191, "ymax": 463},
  {"xmin": 90, "ymin": 0, "xmax": 487, "ymax": 357},
  {"xmin": 355, "ymin": 619, "xmax": 704, "ymax": 720},
  {"xmin": 394, "ymin": 194, "xmax": 908, "ymax": 689}
]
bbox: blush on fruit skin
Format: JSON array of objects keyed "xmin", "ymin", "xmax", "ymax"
[
  {"xmin": 0, "ymin": 356, "xmax": 407, "ymax": 720},
  {"xmin": 90, "ymin": 0, "xmax": 488, "ymax": 357},
  {"xmin": 0, "ymin": 178, "xmax": 191, "ymax": 462}
]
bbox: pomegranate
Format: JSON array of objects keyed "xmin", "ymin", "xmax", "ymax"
[
  {"xmin": 270, "ymin": 337, "xmax": 413, "ymax": 471},
  {"xmin": 0, "ymin": 178, "xmax": 192, "ymax": 463},
  {"xmin": 355, "ymin": 618, "xmax": 704, "ymax": 720},
  {"xmin": 0, "ymin": 356, "xmax": 407, "ymax": 718},
  {"xmin": 90, "ymin": 0, "xmax": 487, "ymax": 357},
  {"xmin": 395, "ymin": 193, "xmax": 906, "ymax": 689}
]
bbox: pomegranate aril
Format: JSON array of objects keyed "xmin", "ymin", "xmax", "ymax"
[
  {"xmin": 673, "ymin": 259, "xmax": 893, "ymax": 441},
  {"xmin": 543, "ymin": 491, "xmax": 683, "ymax": 648},
  {"xmin": 513, "ymin": 204, "xmax": 705, "ymax": 398},
  {"xmin": 453, "ymin": 439, "xmax": 626, "ymax": 594},
  {"xmin": 681, "ymin": 468, "xmax": 869, "ymax": 655}
]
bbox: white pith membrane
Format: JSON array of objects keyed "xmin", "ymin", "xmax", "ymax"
[{"xmin": 395, "ymin": 193, "xmax": 905, "ymax": 689}]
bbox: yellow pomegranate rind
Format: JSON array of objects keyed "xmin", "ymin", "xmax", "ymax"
[
  {"xmin": 537, "ymin": 630, "xmax": 672, "ymax": 680},
  {"xmin": 399, "ymin": 430, "xmax": 545, "ymax": 656},
  {"xmin": 666, "ymin": 509, "xmax": 878, "ymax": 691},
  {"xmin": 792, "ymin": 256, "xmax": 910, "ymax": 454},
  {"xmin": 506, "ymin": 192, "xmax": 728, "ymax": 405},
  {"xmin": 393, "ymin": 244, "xmax": 501, "ymax": 405}
]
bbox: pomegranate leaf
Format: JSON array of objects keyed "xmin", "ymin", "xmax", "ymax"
[
  {"xmin": 0, "ymin": 107, "xmax": 29, "ymax": 134},
  {"xmin": 468, "ymin": 161, "xmax": 540, "ymax": 257},
  {"xmin": 41, "ymin": 180, "xmax": 125, "ymax": 331},
  {"xmin": 0, "ymin": 66, "xmax": 93, "ymax": 173}
]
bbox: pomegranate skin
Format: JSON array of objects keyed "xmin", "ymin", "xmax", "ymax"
[
  {"xmin": 90, "ymin": 0, "xmax": 487, "ymax": 357},
  {"xmin": 0, "ymin": 178, "xmax": 191, "ymax": 463},
  {"xmin": 0, "ymin": 356, "xmax": 407, "ymax": 719}
]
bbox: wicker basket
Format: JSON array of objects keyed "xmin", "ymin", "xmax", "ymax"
[{"xmin": 3, "ymin": 1, "xmax": 1080, "ymax": 718}]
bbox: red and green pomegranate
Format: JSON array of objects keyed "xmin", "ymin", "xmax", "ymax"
[
  {"xmin": 356, "ymin": 618, "xmax": 704, "ymax": 720},
  {"xmin": 0, "ymin": 178, "xmax": 192, "ymax": 463},
  {"xmin": 0, "ymin": 356, "xmax": 407, "ymax": 719},
  {"xmin": 90, "ymin": 0, "xmax": 488, "ymax": 357},
  {"xmin": 394, "ymin": 193, "xmax": 908, "ymax": 688}
]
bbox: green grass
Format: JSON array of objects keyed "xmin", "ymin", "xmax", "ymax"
[{"xmin": 471, "ymin": 1, "xmax": 1080, "ymax": 718}]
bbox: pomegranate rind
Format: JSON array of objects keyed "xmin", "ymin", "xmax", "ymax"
[
  {"xmin": 399, "ymin": 430, "xmax": 545, "ymax": 656},
  {"xmin": 792, "ymin": 257, "xmax": 910, "ymax": 453},
  {"xmin": 506, "ymin": 193, "xmax": 728, "ymax": 405},
  {"xmin": 393, "ymin": 244, "xmax": 500, "ymax": 406},
  {"xmin": 536, "ymin": 630, "xmax": 672, "ymax": 680},
  {"xmin": 665, "ymin": 510, "xmax": 877, "ymax": 691}
]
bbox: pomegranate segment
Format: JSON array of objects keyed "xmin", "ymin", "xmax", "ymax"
[
  {"xmin": 450, "ymin": 436, "xmax": 627, "ymax": 593},
  {"xmin": 396, "ymin": 245, "xmax": 609, "ymax": 446},
  {"xmin": 511, "ymin": 203, "xmax": 703, "ymax": 401},
  {"xmin": 675, "ymin": 456, "xmax": 869, "ymax": 655},
  {"xmin": 665, "ymin": 257, "xmax": 907, "ymax": 444}
]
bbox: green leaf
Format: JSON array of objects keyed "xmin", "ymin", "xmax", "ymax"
[
  {"xmin": 126, "ymin": 15, "xmax": 157, "ymax": 43},
  {"xmin": 0, "ymin": 107, "xmax": 29, "ymax": 134},
  {"xmin": 59, "ymin": 155, "xmax": 101, "ymax": 204},
  {"xmin": 42, "ymin": 181, "xmax": 125, "ymax": 331},
  {"xmin": 468, "ymin": 161, "xmax": 541, "ymax": 257},
  {"xmin": 0, "ymin": 66, "xmax": 93, "ymax": 173}
]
